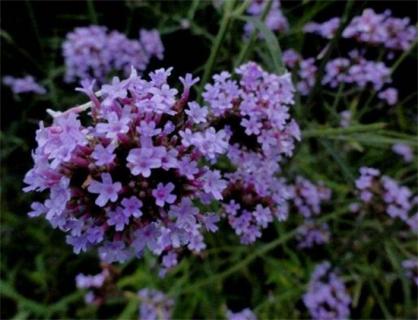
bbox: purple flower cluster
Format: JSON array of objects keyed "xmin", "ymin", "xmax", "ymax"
[
  {"xmin": 392, "ymin": 143, "xmax": 414, "ymax": 162},
  {"xmin": 226, "ymin": 308, "xmax": 257, "ymax": 320},
  {"xmin": 244, "ymin": 0, "xmax": 288, "ymax": 36},
  {"xmin": 296, "ymin": 221, "xmax": 330, "ymax": 249},
  {"xmin": 289, "ymin": 177, "xmax": 332, "ymax": 219},
  {"xmin": 377, "ymin": 87, "xmax": 398, "ymax": 106},
  {"xmin": 343, "ymin": 9, "xmax": 417, "ymax": 51},
  {"xmin": 322, "ymin": 53, "xmax": 392, "ymax": 91},
  {"xmin": 75, "ymin": 268, "xmax": 112, "ymax": 304},
  {"xmin": 289, "ymin": 177, "xmax": 331, "ymax": 249},
  {"xmin": 304, "ymin": 17, "xmax": 341, "ymax": 39},
  {"xmin": 138, "ymin": 288, "xmax": 173, "ymax": 320},
  {"xmin": 3, "ymin": 75, "xmax": 46, "ymax": 95},
  {"xmin": 283, "ymin": 48, "xmax": 396, "ymax": 101},
  {"xmin": 62, "ymin": 26, "xmax": 163, "ymax": 83},
  {"xmin": 23, "ymin": 67, "xmax": 228, "ymax": 265},
  {"xmin": 303, "ymin": 262, "xmax": 351, "ymax": 320},
  {"xmin": 203, "ymin": 62, "xmax": 300, "ymax": 243},
  {"xmin": 353, "ymin": 167, "xmax": 417, "ymax": 231},
  {"xmin": 24, "ymin": 62, "xmax": 300, "ymax": 266},
  {"xmin": 304, "ymin": 9, "xmax": 417, "ymax": 51},
  {"xmin": 402, "ymin": 259, "xmax": 418, "ymax": 286}
]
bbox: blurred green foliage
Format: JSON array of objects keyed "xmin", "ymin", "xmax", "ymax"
[{"xmin": 1, "ymin": 0, "xmax": 417, "ymax": 319}]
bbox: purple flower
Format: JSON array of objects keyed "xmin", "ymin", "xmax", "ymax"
[
  {"xmin": 87, "ymin": 173, "xmax": 122, "ymax": 207},
  {"xmin": 127, "ymin": 146, "xmax": 166, "ymax": 177},
  {"xmin": 378, "ymin": 87, "xmax": 398, "ymax": 105},
  {"xmin": 185, "ymin": 102, "xmax": 208, "ymax": 124},
  {"xmin": 107, "ymin": 207, "xmax": 130, "ymax": 231},
  {"xmin": 303, "ymin": 262, "xmax": 351, "ymax": 320},
  {"xmin": 296, "ymin": 221, "xmax": 330, "ymax": 249},
  {"xmin": 201, "ymin": 170, "xmax": 226, "ymax": 200},
  {"xmin": 121, "ymin": 196, "xmax": 143, "ymax": 218},
  {"xmin": 179, "ymin": 73, "xmax": 200, "ymax": 89},
  {"xmin": 139, "ymin": 29, "xmax": 164, "ymax": 60},
  {"xmin": 227, "ymin": 308, "xmax": 257, "ymax": 320},
  {"xmin": 342, "ymin": 8, "xmax": 417, "ymax": 51},
  {"xmin": 304, "ymin": 17, "xmax": 341, "ymax": 39},
  {"xmin": 138, "ymin": 288, "xmax": 174, "ymax": 320},
  {"xmin": 92, "ymin": 143, "xmax": 116, "ymax": 166},
  {"xmin": 253, "ymin": 204, "xmax": 272, "ymax": 228},
  {"xmin": 392, "ymin": 143, "xmax": 413, "ymax": 162},
  {"xmin": 241, "ymin": 117, "xmax": 262, "ymax": 136},
  {"xmin": 402, "ymin": 259, "xmax": 418, "ymax": 286},
  {"xmin": 201, "ymin": 213, "xmax": 220, "ymax": 232},
  {"xmin": 62, "ymin": 26, "xmax": 164, "ymax": 83},
  {"xmin": 152, "ymin": 182, "xmax": 177, "ymax": 207},
  {"xmin": 76, "ymin": 270, "xmax": 108, "ymax": 289},
  {"xmin": 3, "ymin": 75, "xmax": 46, "ymax": 95}
]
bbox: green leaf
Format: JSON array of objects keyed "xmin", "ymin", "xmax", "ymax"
[{"xmin": 236, "ymin": 16, "xmax": 285, "ymax": 74}]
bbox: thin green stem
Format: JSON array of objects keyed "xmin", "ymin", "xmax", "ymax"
[
  {"xmin": 178, "ymin": 208, "xmax": 347, "ymax": 294},
  {"xmin": 302, "ymin": 123, "xmax": 386, "ymax": 138},
  {"xmin": 199, "ymin": 0, "xmax": 236, "ymax": 93},
  {"xmin": 233, "ymin": 0, "xmax": 273, "ymax": 69},
  {"xmin": 87, "ymin": 0, "xmax": 98, "ymax": 24}
]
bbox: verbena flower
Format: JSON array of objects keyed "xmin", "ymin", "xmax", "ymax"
[
  {"xmin": 226, "ymin": 308, "xmax": 257, "ymax": 320},
  {"xmin": 3, "ymin": 75, "xmax": 46, "ymax": 95},
  {"xmin": 343, "ymin": 8, "xmax": 417, "ymax": 51},
  {"xmin": 378, "ymin": 87, "xmax": 398, "ymax": 105},
  {"xmin": 24, "ymin": 62, "xmax": 299, "ymax": 267},
  {"xmin": 304, "ymin": 9, "xmax": 417, "ymax": 51},
  {"xmin": 304, "ymin": 17, "xmax": 341, "ymax": 39},
  {"xmin": 296, "ymin": 221, "xmax": 330, "ymax": 249},
  {"xmin": 303, "ymin": 262, "xmax": 351, "ymax": 320},
  {"xmin": 23, "ymin": 67, "xmax": 228, "ymax": 266},
  {"xmin": 354, "ymin": 167, "xmax": 416, "ymax": 229},
  {"xmin": 402, "ymin": 259, "xmax": 418, "ymax": 286},
  {"xmin": 244, "ymin": 0, "xmax": 288, "ymax": 36},
  {"xmin": 75, "ymin": 267, "xmax": 113, "ymax": 305},
  {"xmin": 392, "ymin": 143, "xmax": 413, "ymax": 162},
  {"xmin": 289, "ymin": 177, "xmax": 331, "ymax": 218},
  {"xmin": 138, "ymin": 289, "xmax": 174, "ymax": 320},
  {"xmin": 203, "ymin": 62, "xmax": 300, "ymax": 244},
  {"xmin": 62, "ymin": 26, "xmax": 163, "ymax": 83}
]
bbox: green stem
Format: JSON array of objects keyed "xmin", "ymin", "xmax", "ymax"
[
  {"xmin": 179, "ymin": 208, "xmax": 347, "ymax": 294},
  {"xmin": 87, "ymin": 0, "xmax": 98, "ymax": 24},
  {"xmin": 199, "ymin": 0, "xmax": 236, "ymax": 93},
  {"xmin": 234, "ymin": 0, "xmax": 273, "ymax": 68},
  {"xmin": 302, "ymin": 123, "xmax": 386, "ymax": 138},
  {"xmin": 306, "ymin": 0, "xmax": 354, "ymax": 107}
]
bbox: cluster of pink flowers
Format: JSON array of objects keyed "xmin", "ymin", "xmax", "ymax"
[
  {"xmin": 62, "ymin": 26, "xmax": 163, "ymax": 83},
  {"xmin": 3, "ymin": 75, "xmax": 46, "ymax": 95},
  {"xmin": 24, "ymin": 62, "xmax": 300, "ymax": 268},
  {"xmin": 353, "ymin": 167, "xmax": 417, "ymax": 231},
  {"xmin": 304, "ymin": 8, "xmax": 417, "ymax": 51}
]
